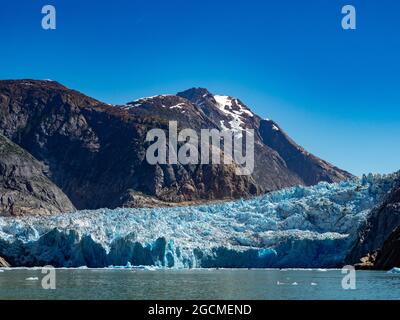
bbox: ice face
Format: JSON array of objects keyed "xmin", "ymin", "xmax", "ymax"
[{"xmin": 0, "ymin": 173, "xmax": 398, "ymax": 268}]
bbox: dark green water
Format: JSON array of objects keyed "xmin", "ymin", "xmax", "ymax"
[{"xmin": 0, "ymin": 269, "xmax": 399, "ymax": 300}]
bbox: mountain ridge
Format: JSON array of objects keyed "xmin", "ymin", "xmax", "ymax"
[{"xmin": 0, "ymin": 80, "xmax": 353, "ymax": 214}]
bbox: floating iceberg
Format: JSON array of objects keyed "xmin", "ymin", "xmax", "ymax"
[
  {"xmin": 0, "ymin": 173, "xmax": 397, "ymax": 268},
  {"xmin": 388, "ymin": 267, "xmax": 400, "ymax": 274}
]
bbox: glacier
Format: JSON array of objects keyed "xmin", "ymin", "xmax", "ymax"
[{"xmin": 0, "ymin": 173, "xmax": 398, "ymax": 268}]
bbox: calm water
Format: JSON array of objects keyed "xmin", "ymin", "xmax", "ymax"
[{"xmin": 0, "ymin": 268, "xmax": 399, "ymax": 300}]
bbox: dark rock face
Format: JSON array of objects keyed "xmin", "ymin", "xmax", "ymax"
[
  {"xmin": 0, "ymin": 134, "xmax": 75, "ymax": 216},
  {"xmin": 346, "ymin": 178, "xmax": 400, "ymax": 265},
  {"xmin": 0, "ymin": 80, "xmax": 258, "ymax": 210},
  {"xmin": 125, "ymin": 95, "xmax": 218, "ymax": 133},
  {"xmin": 372, "ymin": 226, "xmax": 400, "ymax": 270}
]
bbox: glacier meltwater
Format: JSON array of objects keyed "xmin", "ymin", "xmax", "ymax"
[{"xmin": 0, "ymin": 174, "xmax": 398, "ymax": 268}]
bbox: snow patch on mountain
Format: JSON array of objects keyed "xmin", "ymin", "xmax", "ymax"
[
  {"xmin": 127, "ymin": 95, "xmax": 173, "ymax": 105},
  {"xmin": 272, "ymin": 125, "xmax": 280, "ymax": 131},
  {"xmin": 214, "ymin": 95, "xmax": 254, "ymax": 138},
  {"xmin": 214, "ymin": 95, "xmax": 233, "ymax": 108},
  {"xmin": 123, "ymin": 95, "xmax": 186, "ymax": 110},
  {"xmin": 169, "ymin": 103, "xmax": 186, "ymax": 110},
  {"xmin": 214, "ymin": 95, "xmax": 254, "ymax": 117}
]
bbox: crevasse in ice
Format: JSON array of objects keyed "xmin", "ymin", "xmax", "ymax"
[{"xmin": 0, "ymin": 173, "xmax": 398, "ymax": 268}]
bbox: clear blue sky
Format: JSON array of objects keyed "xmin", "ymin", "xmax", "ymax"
[{"xmin": 0, "ymin": 0, "xmax": 399, "ymax": 176}]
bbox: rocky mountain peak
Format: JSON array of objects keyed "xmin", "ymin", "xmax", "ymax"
[
  {"xmin": 1, "ymin": 79, "xmax": 65, "ymax": 89},
  {"xmin": 177, "ymin": 87, "xmax": 214, "ymax": 102},
  {"xmin": 178, "ymin": 88, "xmax": 253, "ymax": 117},
  {"xmin": 126, "ymin": 94, "xmax": 190, "ymax": 111}
]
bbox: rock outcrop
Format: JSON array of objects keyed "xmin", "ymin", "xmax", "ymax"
[
  {"xmin": 0, "ymin": 256, "xmax": 10, "ymax": 267},
  {"xmin": 0, "ymin": 134, "xmax": 75, "ymax": 216},
  {"xmin": 371, "ymin": 226, "xmax": 400, "ymax": 270},
  {"xmin": 346, "ymin": 174, "xmax": 400, "ymax": 267}
]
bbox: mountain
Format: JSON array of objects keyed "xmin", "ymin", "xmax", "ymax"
[
  {"xmin": 346, "ymin": 173, "xmax": 400, "ymax": 267},
  {"xmin": 0, "ymin": 80, "xmax": 258, "ymax": 211},
  {"xmin": 127, "ymin": 87, "xmax": 353, "ymax": 192},
  {"xmin": 0, "ymin": 134, "xmax": 75, "ymax": 216},
  {"xmin": 0, "ymin": 80, "xmax": 352, "ymax": 212},
  {"xmin": 124, "ymin": 92, "xmax": 299, "ymax": 191},
  {"xmin": 179, "ymin": 88, "xmax": 353, "ymax": 186}
]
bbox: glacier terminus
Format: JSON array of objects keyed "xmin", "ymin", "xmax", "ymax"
[{"xmin": 0, "ymin": 173, "xmax": 398, "ymax": 269}]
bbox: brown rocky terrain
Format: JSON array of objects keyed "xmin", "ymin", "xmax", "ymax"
[
  {"xmin": 0, "ymin": 134, "xmax": 75, "ymax": 216},
  {"xmin": 0, "ymin": 80, "xmax": 258, "ymax": 211},
  {"xmin": 0, "ymin": 80, "xmax": 353, "ymax": 214}
]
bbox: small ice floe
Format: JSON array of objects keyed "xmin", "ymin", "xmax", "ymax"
[
  {"xmin": 108, "ymin": 262, "xmax": 134, "ymax": 269},
  {"xmin": 25, "ymin": 277, "xmax": 39, "ymax": 281},
  {"xmin": 292, "ymin": 282, "xmax": 298, "ymax": 286},
  {"xmin": 277, "ymin": 281, "xmax": 285, "ymax": 285},
  {"xmin": 311, "ymin": 282, "xmax": 318, "ymax": 286},
  {"xmin": 143, "ymin": 266, "xmax": 158, "ymax": 271},
  {"xmin": 0, "ymin": 270, "xmax": 4, "ymax": 272},
  {"xmin": 387, "ymin": 267, "xmax": 400, "ymax": 274}
]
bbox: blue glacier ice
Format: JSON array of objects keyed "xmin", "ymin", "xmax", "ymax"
[
  {"xmin": 0, "ymin": 173, "xmax": 398, "ymax": 268},
  {"xmin": 388, "ymin": 267, "xmax": 400, "ymax": 274}
]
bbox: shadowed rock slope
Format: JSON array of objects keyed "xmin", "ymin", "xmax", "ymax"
[
  {"xmin": 0, "ymin": 134, "xmax": 75, "ymax": 216},
  {"xmin": 346, "ymin": 175, "xmax": 400, "ymax": 269}
]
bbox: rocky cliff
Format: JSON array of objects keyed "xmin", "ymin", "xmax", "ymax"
[
  {"xmin": 0, "ymin": 256, "xmax": 10, "ymax": 267},
  {"xmin": 371, "ymin": 226, "xmax": 400, "ymax": 270},
  {"xmin": 0, "ymin": 134, "xmax": 75, "ymax": 216},
  {"xmin": 346, "ymin": 174, "xmax": 400, "ymax": 266}
]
